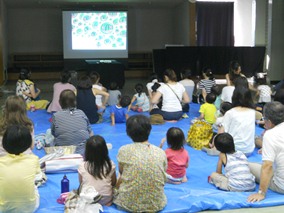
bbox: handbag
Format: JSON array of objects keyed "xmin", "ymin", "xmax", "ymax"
[{"xmin": 187, "ymin": 120, "xmax": 213, "ymax": 150}]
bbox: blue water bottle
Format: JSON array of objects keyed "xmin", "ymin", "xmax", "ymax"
[{"xmin": 61, "ymin": 174, "xmax": 69, "ymax": 193}]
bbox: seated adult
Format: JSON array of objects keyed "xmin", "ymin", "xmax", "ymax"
[
  {"xmin": 0, "ymin": 95, "xmax": 34, "ymax": 156},
  {"xmin": 248, "ymin": 102, "xmax": 284, "ymax": 202},
  {"xmin": 16, "ymin": 68, "xmax": 49, "ymax": 110},
  {"xmin": 146, "ymin": 73, "xmax": 163, "ymax": 100},
  {"xmin": 225, "ymin": 61, "xmax": 243, "ymax": 86},
  {"xmin": 179, "ymin": 69, "xmax": 195, "ymax": 102},
  {"xmin": 114, "ymin": 115, "xmax": 167, "ymax": 212},
  {"xmin": 51, "ymin": 89, "xmax": 93, "ymax": 155},
  {"xmin": 221, "ymin": 78, "xmax": 235, "ymax": 103},
  {"xmin": 76, "ymin": 76, "xmax": 109, "ymax": 124},
  {"xmin": 218, "ymin": 86, "xmax": 256, "ymax": 156},
  {"xmin": 151, "ymin": 69, "xmax": 189, "ymax": 120},
  {"xmin": 47, "ymin": 70, "xmax": 76, "ymax": 113}
]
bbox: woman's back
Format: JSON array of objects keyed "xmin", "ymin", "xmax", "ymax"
[
  {"xmin": 158, "ymin": 83, "xmax": 184, "ymax": 112},
  {"xmin": 47, "ymin": 82, "xmax": 76, "ymax": 113},
  {"xmin": 16, "ymin": 79, "xmax": 33, "ymax": 103},
  {"xmin": 114, "ymin": 143, "xmax": 167, "ymax": 212},
  {"xmin": 76, "ymin": 88, "xmax": 99, "ymax": 124},
  {"xmin": 222, "ymin": 107, "xmax": 255, "ymax": 154}
]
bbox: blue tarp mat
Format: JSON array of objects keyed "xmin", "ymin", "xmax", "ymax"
[{"xmin": 30, "ymin": 103, "xmax": 284, "ymax": 213}]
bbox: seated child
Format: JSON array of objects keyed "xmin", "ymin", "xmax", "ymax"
[
  {"xmin": 160, "ymin": 127, "xmax": 189, "ymax": 184},
  {"xmin": 211, "ymin": 85, "xmax": 222, "ymax": 110},
  {"xmin": 213, "ymin": 102, "xmax": 233, "ymax": 131},
  {"xmin": 78, "ymin": 135, "xmax": 116, "ymax": 206},
  {"xmin": 107, "ymin": 82, "xmax": 121, "ymax": 106},
  {"xmin": 129, "ymin": 83, "xmax": 150, "ymax": 112},
  {"xmin": 110, "ymin": 95, "xmax": 131, "ymax": 125},
  {"xmin": 195, "ymin": 93, "xmax": 217, "ymax": 124},
  {"xmin": 209, "ymin": 133, "xmax": 256, "ymax": 192},
  {"xmin": 0, "ymin": 125, "xmax": 41, "ymax": 212}
]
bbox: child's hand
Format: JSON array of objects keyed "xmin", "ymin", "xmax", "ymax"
[{"xmin": 159, "ymin": 137, "xmax": 166, "ymax": 148}]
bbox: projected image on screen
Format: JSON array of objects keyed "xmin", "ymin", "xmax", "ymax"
[{"xmin": 71, "ymin": 12, "xmax": 127, "ymax": 50}]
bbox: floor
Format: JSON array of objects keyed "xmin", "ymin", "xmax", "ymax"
[{"xmin": 1, "ymin": 78, "xmax": 284, "ymax": 212}]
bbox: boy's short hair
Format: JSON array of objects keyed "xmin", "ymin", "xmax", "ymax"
[
  {"xmin": 120, "ymin": 95, "xmax": 131, "ymax": 108},
  {"xmin": 220, "ymin": 102, "xmax": 233, "ymax": 115},
  {"xmin": 206, "ymin": 93, "xmax": 216, "ymax": 104},
  {"xmin": 214, "ymin": 133, "xmax": 235, "ymax": 154},
  {"xmin": 126, "ymin": 115, "xmax": 152, "ymax": 142},
  {"xmin": 3, "ymin": 125, "xmax": 32, "ymax": 155}
]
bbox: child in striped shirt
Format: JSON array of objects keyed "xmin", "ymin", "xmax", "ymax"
[{"xmin": 209, "ymin": 133, "xmax": 255, "ymax": 192}]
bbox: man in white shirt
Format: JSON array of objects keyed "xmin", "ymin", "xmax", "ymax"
[{"xmin": 247, "ymin": 102, "xmax": 284, "ymax": 202}]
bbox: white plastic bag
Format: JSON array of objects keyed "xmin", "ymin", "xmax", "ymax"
[{"xmin": 45, "ymin": 154, "xmax": 83, "ymax": 173}]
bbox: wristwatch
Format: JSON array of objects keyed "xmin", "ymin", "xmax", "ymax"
[{"xmin": 258, "ymin": 190, "xmax": 266, "ymax": 196}]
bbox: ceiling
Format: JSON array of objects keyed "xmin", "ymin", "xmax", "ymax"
[{"xmin": 3, "ymin": 0, "xmax": 187, "ymax": 9}]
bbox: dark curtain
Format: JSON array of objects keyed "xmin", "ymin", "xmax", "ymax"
[{"xmin": 196, "ymin": 2, "xmax": 234, "ymax": 46}]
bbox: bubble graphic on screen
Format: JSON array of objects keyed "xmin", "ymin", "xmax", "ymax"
[
  {"xmin": 93, "ymin": 21, "xmax": 98, "ymax": 26},
  {"xmin": 120, "ymin": 30, "xmax": 126, "ymax": 37},
  {"xmin": 104, "ymin": 39, "xmax": 111, "ymax": 45},
  {"xmin": 71, "ymin": 12, "xmax": 127, "ymax": 50},
  {"xmin": 109, "ymin": 12, "xmax": 117, "ymax": 17},
  {"xmin": 119, "ymin": 17, "xmax": 126, "ymax": 23},
  {"xmin": 72, "ymin": 18, "xmax": 78, "ymax": 25},
  {"xmin": 76, "ymin": 28, "xmax": 82, "ymax": 34},
  {"xmin": 101, "ymin": 23, "xmax": 113, "ymax": 34},
  {"xmin": 83, "ymin": 15, "xmax": 91, "ymax": 21},
  {"xmin": 100, "ymin": 14, "xmax": 108, "ymax": 21},
  {"xmin": 113, "ymin": 18, "xmax": 119, "ymax": 25},
  {"xmin": 84, "ymin": 26, "xmax": 90, "ymax": 32}
]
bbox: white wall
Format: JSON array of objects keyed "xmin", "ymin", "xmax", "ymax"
[{"xmin": 234, "ymin": 0, "xmax": 255, "ymax": 46}]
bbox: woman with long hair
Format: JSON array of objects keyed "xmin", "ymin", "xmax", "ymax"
[{"xmin": 0, "ymin": 95, "xmax": 34, "ymax": 156}]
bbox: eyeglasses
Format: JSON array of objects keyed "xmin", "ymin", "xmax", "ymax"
[{"xmin": 262, "ymin": 117, "xmax": 269, "ymax": 121}]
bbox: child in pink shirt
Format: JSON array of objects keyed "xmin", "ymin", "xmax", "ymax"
[{"xmin": 160, "ymin": 127, "xmax": 189, "ymax": 184}]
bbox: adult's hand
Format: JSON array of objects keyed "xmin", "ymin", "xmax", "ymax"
[{"xmin": 247, "ymin": 193, "xmax": 265, "ymax": 203}]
